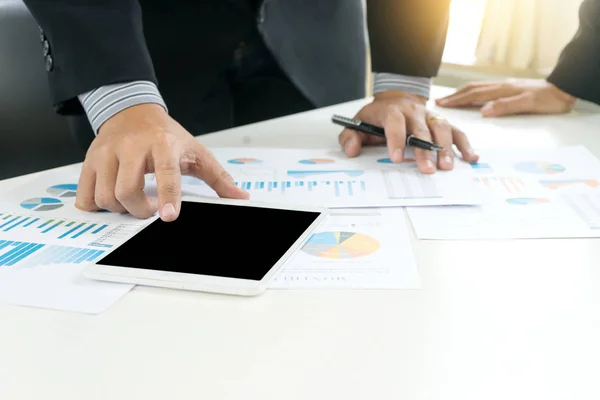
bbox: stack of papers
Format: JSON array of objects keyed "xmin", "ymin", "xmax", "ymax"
[
  {"xmin": 4, "ymin": 147, "xmax": 465, "ymax": 314},
  {"xmin": 0, "ymin": 172, "xmax": 147, "ymax": 313},
  {"xmin": 5, "ymin": 144, "xmax": 599, "ymax": 314}
]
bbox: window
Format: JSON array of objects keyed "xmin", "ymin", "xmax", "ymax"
[
  {"xmin": 442, "ymin": 0, "xmax": 584, "ymax": 74},
  {"xmin": 442, "ymin": 0, "xmax": 487, "ymax": 65}
]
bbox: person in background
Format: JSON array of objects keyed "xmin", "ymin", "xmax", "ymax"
[
  {"xmin": 23, "ymin": 0, "xmax": 478, "ymax": 222},
  {"xmin": 436, "ymin": 0, "xmax": 600, "ymax": 118}
]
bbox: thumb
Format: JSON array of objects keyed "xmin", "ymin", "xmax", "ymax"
[
  {"xmin": 338, "ymin": 128, "xmax": 363, "ymax": 157},
  {"xmin": 191, "ymin": 143, "xmax": 249, "ymax": 200},
  {"xmin": 481, "ymin": 92, "xmax": 534, "ymax": 117}
]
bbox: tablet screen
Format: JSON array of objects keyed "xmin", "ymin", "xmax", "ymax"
[{"xmin": 96, "ymin": 201, "xmax": 322, "ymax": 280}]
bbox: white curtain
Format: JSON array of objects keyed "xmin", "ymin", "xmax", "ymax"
[{"xmin": 474, "ymin": 0, "xmax": 584, "ymax": 72}]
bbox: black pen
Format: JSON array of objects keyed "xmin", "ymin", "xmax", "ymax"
[{"xmin": 331, "ymin": 114, "xmax": 444, "ymax": 152}]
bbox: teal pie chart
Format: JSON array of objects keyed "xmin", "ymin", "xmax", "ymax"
[
  {"xmin": 20, "ymin": 197, "xmax": 63, "ymax": 211},
  {"xmin": 47, "ymin": 183, "xmax": 77, "ymax": 198}
]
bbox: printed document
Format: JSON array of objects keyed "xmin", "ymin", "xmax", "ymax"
[
  {"xmin": 407, "ymin": 146, "xmax": 600, "ymax": 239},
  {"xmin": 271, "ymin": 208, "xmax": 421, "ymax": 289},
  {"xmin": 0, "ymin": 171, "xmax": 146, "ymax": 314},
  {"xmin": 153, "ymin": 147, "xmax": 482, "ymax": 207}
]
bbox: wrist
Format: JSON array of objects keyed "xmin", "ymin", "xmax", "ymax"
[
  {"xmin": 374, "ymin": 90, "xmax": 428, "ymax": 106},
  {"xmin": 548, "ymin": 83, "xmax": 577, "ymax": 105},
  {"xmin": 98, "ymin": 103, "xmax": 168, "ymax": 135}
]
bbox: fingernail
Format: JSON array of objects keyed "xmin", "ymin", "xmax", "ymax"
[
  {"xmin": 481, "ymin": 104, "xmax": 494, "ymax": 117},
  {"xmin": 392, "ymin": 149, "xmax": 404, "ymax": 163},
  {"xmin": 425, "ymin": 160, "xmax": 435, "ymax": 170},
  {"xmin": 438, "ymin": 99, "xmax": 448, "ymax": 105},
  {"xmin": 442, "ymin": 156, "xmax": 453, "ymax": 166},
  {"xmin": 161, "ymin": 203, "xmax": 176, "ymax": 220},
  {"xmin": 343, "ymin": 140, "xmax": 351, "ymax": 153}
]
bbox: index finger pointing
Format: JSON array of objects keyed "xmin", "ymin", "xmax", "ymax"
[
  {"xmin": 187, "ymin": 142, "xmax": 249, "ymax": 200},
  {"xmin": 152, "ymin": 148, "xmax": 182, "ymax": 222}
]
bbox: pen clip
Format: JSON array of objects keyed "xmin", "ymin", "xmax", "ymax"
[{"xmin": 332, "ymin": 114, "xmax": 361, "ymax": 127}]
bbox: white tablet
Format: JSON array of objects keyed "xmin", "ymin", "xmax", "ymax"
[{"xmin": 82, "ymin": 196, "xmax": 329, "ymax": 296}]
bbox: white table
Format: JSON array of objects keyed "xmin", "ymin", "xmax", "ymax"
[{"xmin": 2, "ymin": 87, "xmax": 600, "ymax": 400}]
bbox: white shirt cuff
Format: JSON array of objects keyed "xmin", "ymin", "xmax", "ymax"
[{"xmin": 372, "ymin": 72, "xmax": 432, "ymax": 99}]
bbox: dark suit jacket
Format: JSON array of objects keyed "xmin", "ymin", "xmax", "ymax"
[
  {"xmin": 547, "ymin": 0, "xmax": 600, "ymax": 105},
  {"xmin": 22, "ymin": 0, "xmax": 451, "ymax": 144}
]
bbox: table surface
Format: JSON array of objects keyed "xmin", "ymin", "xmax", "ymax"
[{"xmin": 2, "ymin": 87, "xmax": 600, "ymax": 400}]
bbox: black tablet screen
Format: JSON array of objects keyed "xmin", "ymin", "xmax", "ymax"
[{"xmin": 97, "ymin": 201, "xmax": 322, "ymax": 280}]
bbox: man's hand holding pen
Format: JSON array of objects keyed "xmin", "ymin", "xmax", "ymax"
[{"xmin": 336, "ymin": 90, "xmax": 479, "ymax": 174}]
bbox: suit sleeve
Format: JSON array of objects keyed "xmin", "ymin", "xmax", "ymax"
[
  {"xmin": 366, "ymin": 0, "xmax": 451, "ymax": 78},
  {"xmin": 22, "ymin": 0, "xmax": 157, "ymax": 115},
  {"xmin": 546, "ymin": 0, "xmax": 600, "ymax": 105}
]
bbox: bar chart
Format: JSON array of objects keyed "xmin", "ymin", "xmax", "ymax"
[
  {"xmin": 234, "ymin": 179, "xmax": 368, "ymax": 198},
  {"xmin": 0, "ymin": 212, "xmax": 141, "ymax": 248},
  {"xmin": 286, "ymin": 170, "xmax": 365, "ymax": 178},
  {"xmin": 88, "ymin": 224, "xmax": 141, "ymax": 249},
  {"xmin": 383, "ymin": 170, "xmax": 442, "ymax": 199},
  {"xmin": 0, "ymin": 239, "xmax": 104, "ymax": 267},
  {"xmin": 1, "ymin": 212, "xmax": 107, "ymax": 239},
  {"xmin": 472, "ymin": 176, "xmax": 526, "ymax": 195},
  {"xmin": 179, "ymin": 164, "xmax": 479, "ymax": 207}
]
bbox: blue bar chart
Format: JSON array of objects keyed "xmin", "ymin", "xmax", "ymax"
[
  {"xmin": 0, "ymin": 239, "xmax": 104, "ymax": 267},
  {"xmin": 233, "ymin": 179, "xmax": 368, "ymax": 198},
  {"xmin": 87, "ymin": 223, "xmax": 140, "ymax": 249},
  {"xmin": 287, "ymin": 170, "xmax": 365, "ymax": 178},
  {"xmin": 0, "ymin": 212, "xmax": 112, "ymax": 243}
]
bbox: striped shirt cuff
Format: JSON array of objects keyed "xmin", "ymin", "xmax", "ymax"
[
  {"xmin": 78, "ymin": 81, "xmax": 167, "ymax": 134},
  {"xmin": 372, "ymin": 72, "xmax": 432, "ymax": 99}
]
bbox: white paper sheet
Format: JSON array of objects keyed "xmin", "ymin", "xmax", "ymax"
[
  {"xmin": 270, "ymin": 208, "xmax": 421, "ymax": 289},
  {"xmin": 0, "ymin": 263, "xmax": 133, "ymax": 314},
  {"xmin": 155, "ymin": 147, "xmax": 482, "ymax": 207},
  {"xmin": 0, "ymin": 172, "xmax": 149, "ymax": 314},
  {"xmin": 407, "ymin": 146, "xmax": 600, "ymax": 239}
]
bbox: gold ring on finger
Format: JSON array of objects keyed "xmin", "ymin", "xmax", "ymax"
[{"xmin": 427, "ymin": 115, "xmax": 447, "ymax": 124}]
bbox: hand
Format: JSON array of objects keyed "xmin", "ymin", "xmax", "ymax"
[
  {"xmin": 436, "ymin": 79, "xmax": 577, "ymax": 117},
  {"xmin": 338, "ymin": 90, "xmax": 479, "ymax": 174},
  {"xmin": 75, "ymin": 104, "xmax": 249, "ymax": 221}
]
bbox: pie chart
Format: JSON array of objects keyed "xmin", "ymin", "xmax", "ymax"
[
  {"xmin": 514, "ymin": 161, "xmax": 565, "ymax": 174},
  {"xmin": 20, "ymin": 197, "xmax": 63, "ymax": 211},
  {"xmin": 302, "ymin": 231, "xmax": 380, "ymax": 259},
  {"xmin": 227, "ymin": 158, "xmax": 262, "ymax": 164},
  {"xmin": 47, "ymin": 183, "xmax": 77, "ymax": 198},
  {"xmin": 299, "ymin": 158, "xmax": 335, "ymax": 164}
]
